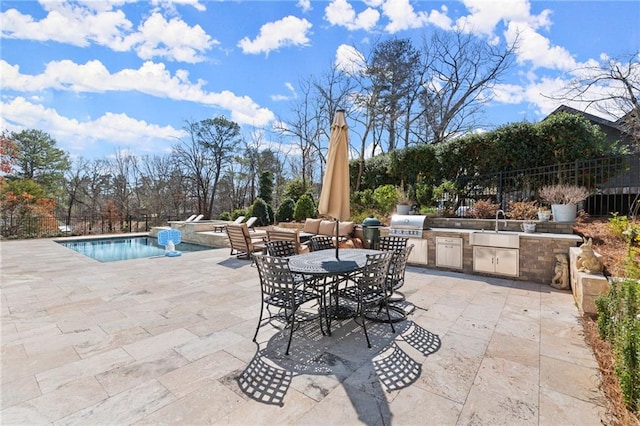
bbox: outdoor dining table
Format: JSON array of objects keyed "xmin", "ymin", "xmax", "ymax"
[{"xmin": 288, "ymin": 248, "xmax": 382, "ymax": 334}]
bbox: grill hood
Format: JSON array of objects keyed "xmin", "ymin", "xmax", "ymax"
[{"xmin": 389, "ymin": 215, "xmax": 429, "ymax": 230}]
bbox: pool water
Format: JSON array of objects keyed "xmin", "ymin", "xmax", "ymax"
[{"xmin": 58, "ymin": 236, "xmax": 215, "ymax": 262}]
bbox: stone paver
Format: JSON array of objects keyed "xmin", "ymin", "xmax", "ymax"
[{"xmin": 1, "ymin": 237, "xmax": 609, "ymax": 425}]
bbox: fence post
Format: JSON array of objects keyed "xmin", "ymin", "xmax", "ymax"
[{"xmin": 497, "ymin": 171, "xmax": 503, "ymax": 208}]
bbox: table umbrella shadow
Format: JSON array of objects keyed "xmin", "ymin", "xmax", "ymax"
[{"xmin": 235, "ymin": 316, "xmax": 441, "ymax": 411}]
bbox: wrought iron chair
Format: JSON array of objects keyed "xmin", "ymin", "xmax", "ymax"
[
  {"xmin": 378, "ymin": 235, "xmax": 409, "ymax": 251},
  {"xmin": 264, "ymin": 240, "xmax": 297, "ymax": 257},
  {"xmin": 253, "ymin": 254, "xmax": 323, "ymax": 355},
  {"xmin": 309, "ymin": 235, "xmax": 335, "ymax": 252},
  {"xmin": 386, "ymin": 243, "xmax": 414, "ymax": 308},
  {"xmin": 337, "ymin": 251, "xmax": 393, "ymax": 348}
]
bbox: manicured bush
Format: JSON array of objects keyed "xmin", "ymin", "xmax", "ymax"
[
  {"xmin": 250, "ymin": 198, "xmax": 272, "ymax": 226},
  {"xmin": 293, "ymin": 194, "xmax": 315, "ymax": 221},
  {"xmin": 275, "ymin": 198, "xmax": 295, "ymax": 223}
]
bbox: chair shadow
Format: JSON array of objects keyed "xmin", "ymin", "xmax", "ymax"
[
  {"xmin": 235, "ymin": 315, "xmax": 441, "ymax": 414},
  {"xmin": 217, "ymin": 257, "xmax": 251, "ymax": 269}
]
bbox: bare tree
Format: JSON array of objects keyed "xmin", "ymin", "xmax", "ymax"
[
  {"xmin": 419, "ymin": 28, "xmax": 519, "ymax": 144},
  {"xmin": 273, "ymin": 76, "xmax": 325, "ymax": 189},
  {"xmin": 547, "ymin": 52, "xmax": 640, "ymax": 148},
  {"xmin": 174, "ymin": 117, "xmax": 240, "ymax": 219}
]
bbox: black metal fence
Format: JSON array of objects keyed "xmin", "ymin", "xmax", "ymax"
[
  {"xmin": 443, "ymin": 153, "xmax": 640, "ymax": 217},
  {"xmin": 0, "ymin": 214, "xmax": 181, "ymax": 240}
]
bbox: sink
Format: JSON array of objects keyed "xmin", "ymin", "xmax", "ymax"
[{"xmin": 469, "ymin": 231, "xmax": 520, "ymax": 248}]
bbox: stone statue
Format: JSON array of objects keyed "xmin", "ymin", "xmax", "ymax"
[
  {"xmin": 551, "ymin": 254, "xmax": 570, "ymax": 290},
  {"xmin": 576, "ymin": 238, "xmax": 604, "ymax": 274}
]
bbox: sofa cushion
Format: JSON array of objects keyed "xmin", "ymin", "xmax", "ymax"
[
  {"xmin": 318, "ymin": 220, "xmax": 336, "ymax": 236},
  {"xmin": 338, "ymin": 221, "xmax": 354, "ymax": 236},
  {"xmin": 303, "ymin": 218, "xmax": 322, "ymax": 234}
]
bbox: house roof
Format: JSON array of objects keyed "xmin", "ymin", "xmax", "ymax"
[{"xmin": 546, "ymin": 105, "xmax": 623, "ymax": 131}]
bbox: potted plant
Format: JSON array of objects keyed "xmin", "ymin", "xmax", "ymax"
[
  {"xmin": 395, "ymin": 187, "xmax": 412, "ymax": 215},
  {"xmin": 537, "ymin": 207, "xmax": 552, "ymax": 221},
  {"xmin": 539, "ymin": 184, "xmax": 590, "ymax": 223},
  {"xmin": 507, "ymin": 200, "xmax": 538, "ymax": 232}
]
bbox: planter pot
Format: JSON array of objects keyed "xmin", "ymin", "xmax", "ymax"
[
  {"xmin": 551, "ymin": 203, "xmax": 577, "ymax": 223},
  {"xmin": 521, "ymin": 223, "xmax": 536, "ymax": 233},
  {"xmin": 537, "ymin": 211, "xmax": 551, "ymax": 221},
  {"xmin": 396, "ymin": 204, "xmax": 411, "ymax": 215}
]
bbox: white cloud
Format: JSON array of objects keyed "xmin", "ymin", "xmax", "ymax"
[
  {"xmin": 271, "ymin": 83, "xmax": 297, "ymax": 102},
  {"xmin": 1, "ymin": 96, "xmax": 185, "ymax": 155},
  {"xmin": 150, "ymin": 0, "xmax": 207, "ymax": 12},
  {"xmin": 1, "ymin": 59, "xmax": 274, "ymax": 127},
  {"xmin": 381, "ymin": 0, "xmax": 430, "ymax": 33},
  {"xmin": 324, "ymin": 0, "xmax": 380, "ymax": 31},
  {"xmin": 335, "ymin": 44, "xmax": 366, "ymax": 75},
  {"xmin": 297, "ymin": 0, "xmax": 312, "ymax": 13},
  {"xmin": 126, "ymin": 12, "xmax": 216, "ymax": 63},
  {"xmin": 505, "ymin": 21, "xmax": 577, "ymax": 71},
  {"xmin": 0, "ymin": 4, "xmax": 217, "ymax": 63},
  {"xmin": 237, "ymin": 16, "xmax": 312, "ymax": 55},
  {"xmin": 455, "ymin": 0, "xmax": 534, "ymax": 35}
]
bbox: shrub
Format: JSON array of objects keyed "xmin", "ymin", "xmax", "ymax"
[
  {"xmin": 293, "ymin": 194, "xmax": 316, "ymax": 221},
  {"xmin": 275, "ymin": 198, "xmax": 295, "ymax": 223},
  {"xmin": 507, "ymin": 200, "xmax": 539, "ymax": 220},
  {"xmin": 470, "ymin": 199, "xmax": 500, "ymax": 219},
  {"xmin": 596, "ymin": 278, "xmax": 640, "ymax": 415},
  {"xmin": 231, "ymin": 209, "xmax": 247, "ymax": 220},
  {"xmin": 372, "ymin": 184, "xmax": 397, "ymax": 216},
  {"xmin": 250, "ymin": 198, "xmax": 272, "ymax": 226},
  {"xmin": 218, "ymin": 211, "xmax": 232, "ymax": 221}
]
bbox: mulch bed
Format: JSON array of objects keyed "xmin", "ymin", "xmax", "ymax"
[{"xmin": 573, "ymin": 217, "xmax": 639, "ymax": 425}]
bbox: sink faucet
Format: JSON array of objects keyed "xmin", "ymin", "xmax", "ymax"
[{"xmin": 495, "ymin": 209, "xmax": 506, "ymax": 232}]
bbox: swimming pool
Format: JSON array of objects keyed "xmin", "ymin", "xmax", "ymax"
[{"xmin": 58, "ymin": 236, "xmax": 216, "ymax": 262}]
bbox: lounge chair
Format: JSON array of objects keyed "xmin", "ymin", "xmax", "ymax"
[
  {"xmin": 213, "ymin": 215, "xmax": 245, "ymax": 233},
  {"xmin": 192, "ymin": 214, "xmax": 204, "ymax": 222},
  {"xmin": 184, "ymin": 214, "xmax": 197, "ymax": 222},
  {"xmin": 245, "ymin": 216, "xmax": 258, "ymax": 231},
  {"xmin": 226, "ymin": 223, "xmax": 266, "ymax": 259}
]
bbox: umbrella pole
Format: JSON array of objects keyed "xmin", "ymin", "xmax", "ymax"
[{"xmin": 335, "ymin": 219, "xmax": 339, "ymax": 259}]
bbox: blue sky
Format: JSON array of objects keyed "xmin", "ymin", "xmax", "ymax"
[{"xmin": 1, "ymin": 0, "xmax": 639, "ymax": 160}]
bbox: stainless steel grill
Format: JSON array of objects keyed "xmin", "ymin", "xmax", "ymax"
[{"xmin": 388, "ymin": 215, "xmax": 429, "ymax": 237}]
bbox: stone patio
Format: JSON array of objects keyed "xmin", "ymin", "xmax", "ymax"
[{"xmin": 1, "ymin": 237, "xmax": 608, "ymax": 425}]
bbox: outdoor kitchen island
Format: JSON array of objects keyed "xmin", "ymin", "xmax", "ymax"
[{"xmin": 380, "ymin": 216, "xmax": 582, "ymax": 285}]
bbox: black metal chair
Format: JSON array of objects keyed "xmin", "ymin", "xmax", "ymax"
[
  {"xmin": 387, "ymin": 244, "xmax": 414, "ymax": 305},
  {"xmin": 309, "ymin": 235, "xmax": 335, "ymax": 252},
  {"xmin": 253, "ymin": 254, "xmax": 322, "ymax": 355},
  {"xmin": 264, "ymin": 240, "xmax": 297, "ymax": 257},
  {"xmin": 337, "ymin": 251, "xmax": 393, "ymax": 348},
  {"xmin": 378, "ymin": 236, "xmax": 409, "ymax": 251}
]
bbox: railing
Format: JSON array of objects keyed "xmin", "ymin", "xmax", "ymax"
[
  {"xmin": 0, "ymin": 215, "xmax": 181, "ymax": 240},
  {"xmin": 441, "ymin": 153, "xmax": 640, "ymax": 217}
]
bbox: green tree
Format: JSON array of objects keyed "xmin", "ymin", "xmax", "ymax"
[
  {"xmin": 258, "ymin": 171, "xmax": 273, "ymax": 205},
  {"xmin": 9, "ymin": 129, "xmax": 70, "ymax": 195},
  {"xmin": 537, "ymin": 112, "xmax": 612, "ymax": 163}
]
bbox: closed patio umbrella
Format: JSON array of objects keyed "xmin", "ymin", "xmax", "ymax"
[{"xmin": 318, "ymin": 109, "xmax": 350, "ymax": 259}]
